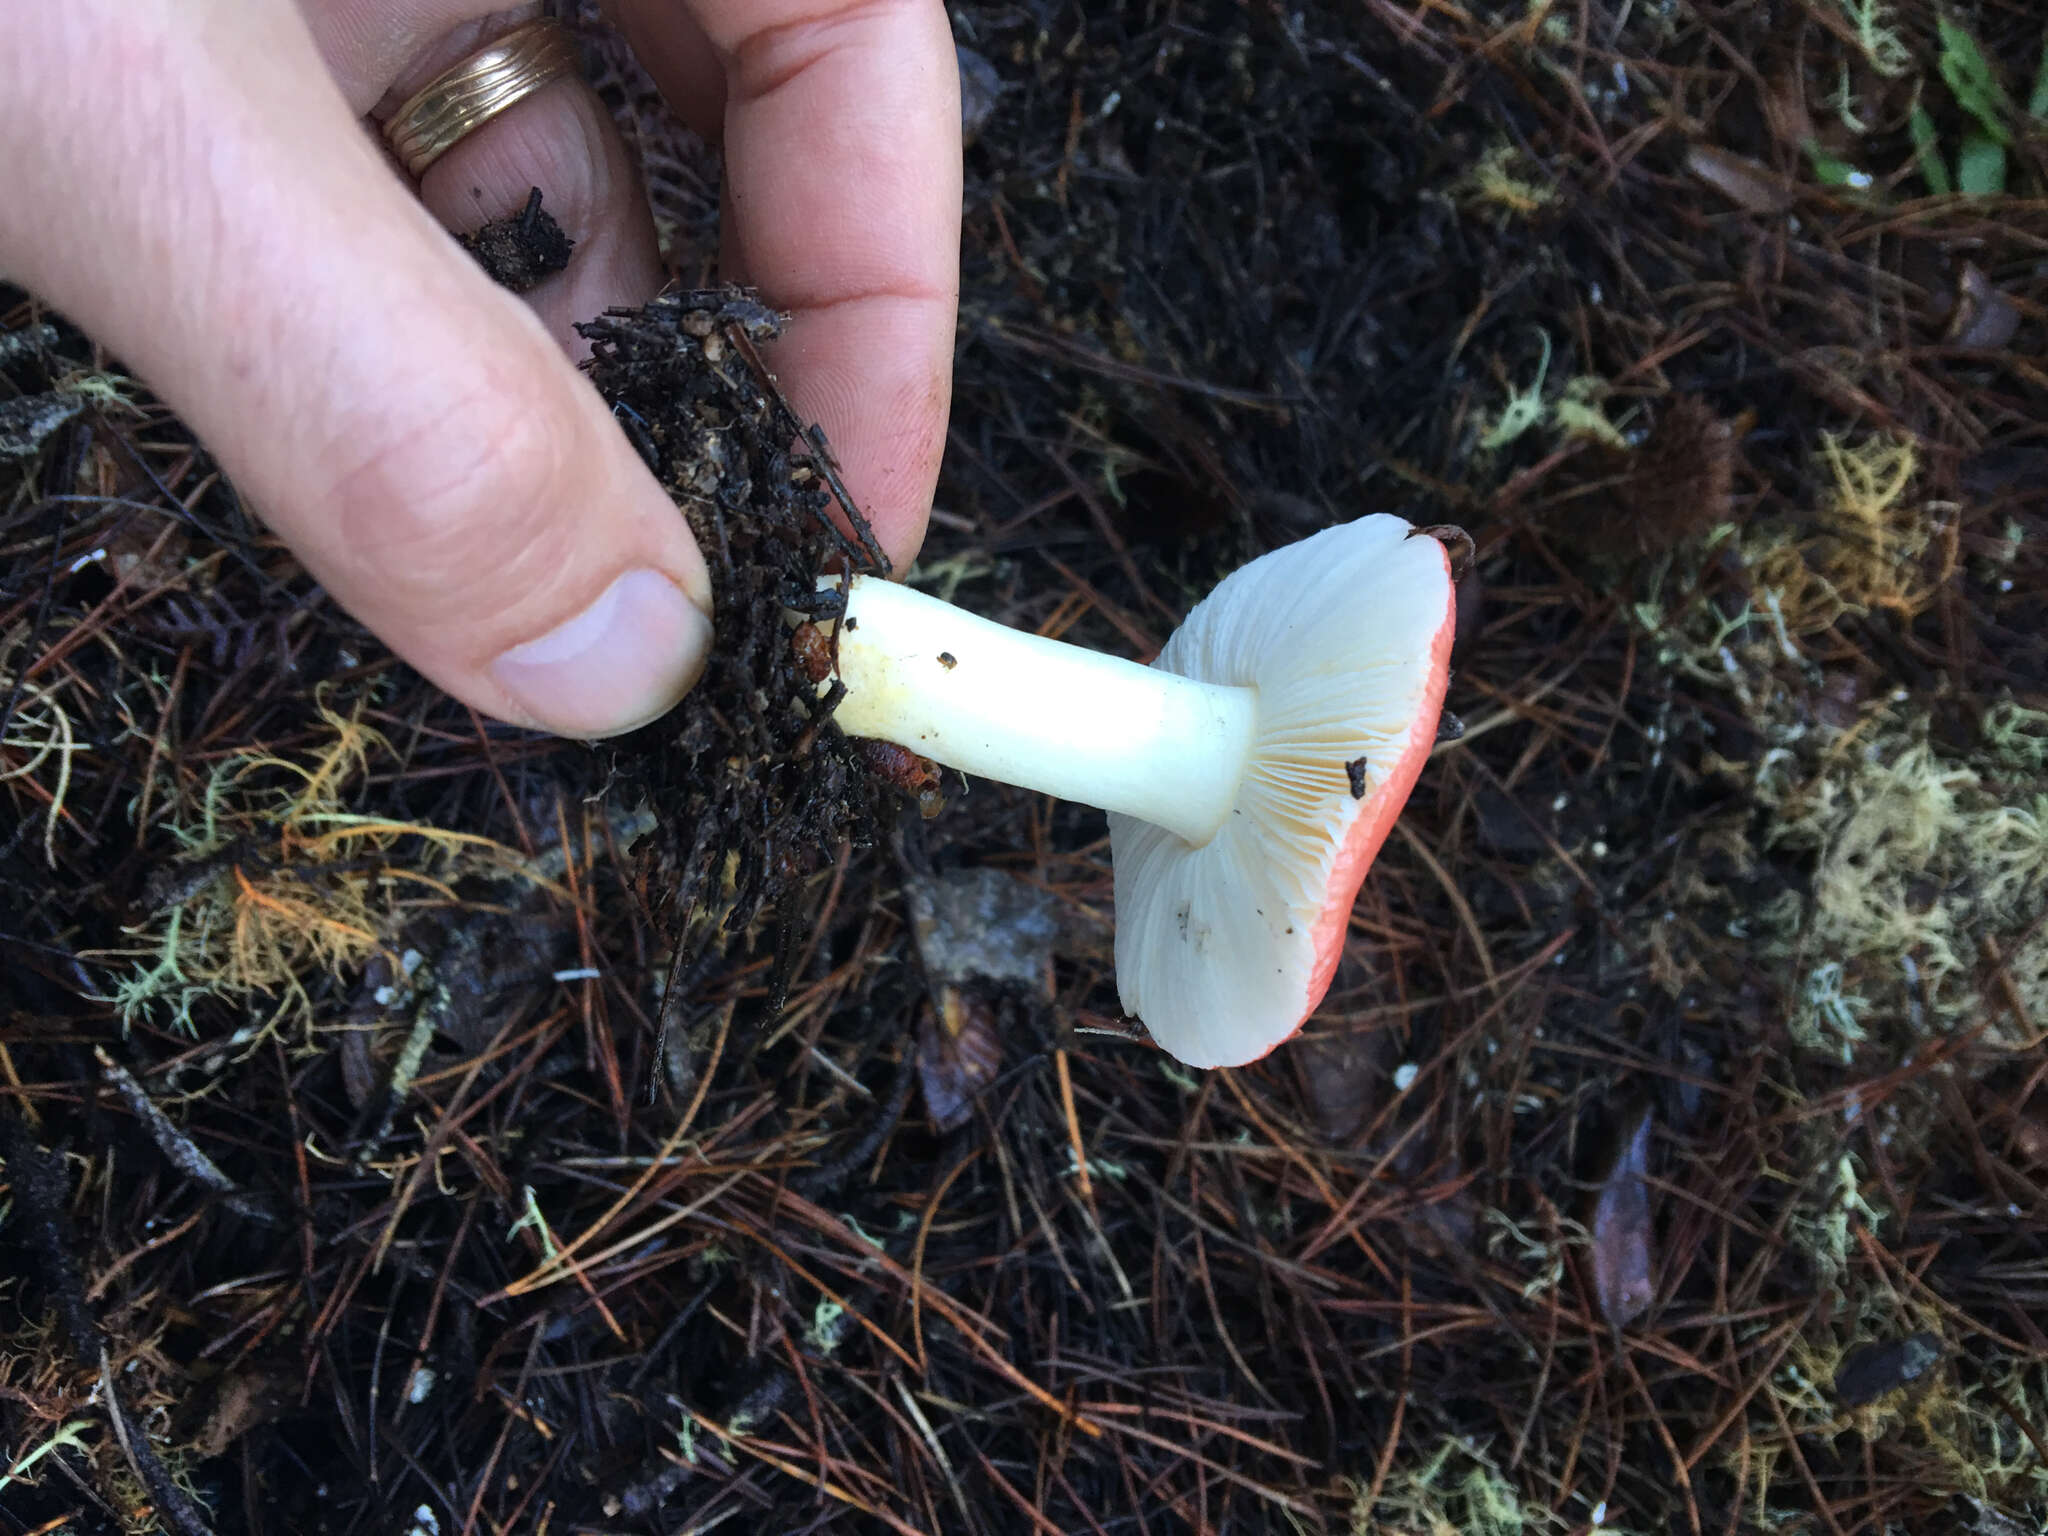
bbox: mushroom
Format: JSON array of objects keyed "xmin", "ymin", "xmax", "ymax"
[{"xmin": 821, "ymin": 514, "xmax": 1457, "ymax": 1068}]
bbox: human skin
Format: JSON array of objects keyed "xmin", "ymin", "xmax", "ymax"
[{"xmin": 0, "ymin": 1, "xmax": 960, "ymax": 738}]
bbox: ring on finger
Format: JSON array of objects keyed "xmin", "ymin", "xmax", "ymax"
[{"xmin": 381, "ymin": 18, "xmax": 582, "ymax": 179}]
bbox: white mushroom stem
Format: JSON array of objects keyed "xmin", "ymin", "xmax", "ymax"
[{"xmin": 822, "ymin": 575, "xmax": 1256, "ymax": 847}]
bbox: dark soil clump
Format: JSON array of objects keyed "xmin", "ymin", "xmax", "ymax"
[
  {"xmin": 457, "ymin": 187, "xmax": 575, "ymax": 292},
  {"xmin": 575, "ymin": 290, "xmax": 895, "ymax": 1015}
]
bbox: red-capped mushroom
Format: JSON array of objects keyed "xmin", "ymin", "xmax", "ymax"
[{"xmin": 819, "ymin": 514, "xmax": 1457, "ymax": 1068}]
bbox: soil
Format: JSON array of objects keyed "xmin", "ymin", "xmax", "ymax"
[
  {"xmin": 4, "ymin": 2, "xmax": 2048, "ymax": 1534},
  {"xmin": 458, "ymin": 189, "xmax": 576, "ymax": 294}
]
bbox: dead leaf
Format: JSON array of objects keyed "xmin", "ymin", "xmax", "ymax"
[
  {"xmin": 905, "ymin": 869, "xmax": 1061, "ymax": 1132},
  {"xmin": 1685, "ymin": 145, "xmax": 1794, "ymax": 215},
  {"xmin": 2008, "ymin": 1107, "xmax": 2048, "ymax": 1169},
  {"xmin": 917, "ymin": 988, "xmax": 1003, "ymax": 1132},
  {"xmin": 91, "ymin": 515, "xmax": 194, "ymax": 591},
  {"xmin": 1947, "ymin": 262, "xmax": 2020, "ymax": 351},
  {"xmin": 1590, "ymin": 1107, "xmax": 1656, "ymax": 1328},
  {"xmin": 1291, "ymin": 1030, "xmax": 1393, "ymax": 1142},
  {"xmin": 193, "ymin": 1365, "xmax": 299, "ymax": 1457},
  {"xmin": 1760, "ymin": 69, "xmax": 1816, "ymax": 154}
]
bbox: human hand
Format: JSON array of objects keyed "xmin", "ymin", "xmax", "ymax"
[{"xmin": 0, "ymin": 1, "xmax": 960, "ymax": 737}]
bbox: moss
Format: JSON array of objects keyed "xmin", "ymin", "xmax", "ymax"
[
  {"xmin": 98, "ymin": 693, "xmax": 550, "ymax": 1038},
  {"xmin": 1457, "ymin": 142, "xmax": 1560, "ymax": 219},
  {"xmin": 1811, "ymin": 432, "xmax": 1936, "ymax": 618},
  {"xmin": 1832, "ymin": 0, "xmax": 1913, "ymax": 79},
  {"xmin": 1779, "ymin": 1144, "xmax": 1892, "ymax": 1304},
  {"xmin": 1756, "ymin": 1324, "xmax": 2048, "ymax": 1518},
  {"xmin": 0, "ymin": 624, "xmax": 83, "ymax": 869},
  {"xmin": 1626, "ymin": 469, "xmax": 2046, "ymax": 1058},
  {"xmin": 1351, "ymin": 1434, "xmax": 1614, "ymax": 1535},
  {"xmin": 1551, "ymin": 375, "xmax": 1630, "ymax": 450},
  {"xmin": 1762, "ymin": 714, "xmax": 2048, "ymax": 1050}
]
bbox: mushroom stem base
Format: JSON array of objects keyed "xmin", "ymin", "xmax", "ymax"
[{"xmin": 826, "ymin": 576, "xmax": 1254, "ymax": 847}]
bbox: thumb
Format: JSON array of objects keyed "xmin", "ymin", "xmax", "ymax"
[{"xmin": 0, "ymin": 1, "xmax": 711, "ymax": 738}]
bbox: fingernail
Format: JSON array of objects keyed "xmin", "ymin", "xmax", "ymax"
[{"xmin": 491, "ymin": 570, "xmax": 711, "ymax": 737}]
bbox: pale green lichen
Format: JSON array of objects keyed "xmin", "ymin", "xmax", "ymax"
[
  {"xmin": 1832, "ymin": 0, "xmax": 1912, "ymax": 79},
  {"xmin": 1458, "ymin": 141, "xmax": 1560, "ymax": 219},
  {"xmin": 1349, "ymin": 1434, "xmax": 1631, "ymax": 1536},
  {"xmin": 1764, "ymin": 718, "xmax": 2048, "ymax": 1047}
]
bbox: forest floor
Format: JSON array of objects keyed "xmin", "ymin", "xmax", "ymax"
[{"xmin": 4, "ymin": 1, "xmax": 2048, "ymax": 1532}]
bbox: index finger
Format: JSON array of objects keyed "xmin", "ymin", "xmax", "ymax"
[{"xmin": 625, "ymin": 0, "xmax": 960, "ymax": 572}]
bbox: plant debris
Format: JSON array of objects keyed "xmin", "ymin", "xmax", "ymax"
[
  {"xmin": 575, "ymin": 287, "xmax": 900, "ymax": 1012},
  {"xmin": 456, "ymin": 186, "xmax": 575, "ymax": 292},
  {"xmin": 1590, "ymin": 1105, "xmax": 1657, "ymax": 1330}
]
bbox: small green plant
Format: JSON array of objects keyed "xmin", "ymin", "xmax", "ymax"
[
  {"xmin": 1796, "ymin": 962, "xmax": 1871, "ymax": 1061},
  {"xmin": 1809, "ymin": 14, "xmax": 2048, "ymax": 199},
  {"xmin": 1834, "ymin": 0, "xmax": 1911, "ymax": 79},
  {"xmin": 1908, "ymin": 16, "xmax": 2048, "ymax": 196},
  {"xmin": 806, "ymin": 1298, "xmax": 847, "ymax": 1353},
  {"xmin": 1929, "ymin": 17, "xmax": 2012, "ymax": 195},
  {"xmin": 0, "ymin": 1417, "xmax": 95, "ymax": 1498},
  {"xmin": 1805, "ymin": 143, "xmax": 1874, "ymax": 192},
  {"xmin": 1476, "ymin": 331, "xmax": 1630, "ymax": 454},
  {"xmin": 1456, "ymin": 142, "xmax": 1559, "ymax": 219},
  {"xmin": 1479, "ymin": 331, "xmax": 1552, "ymax": 452},
  {"xmin": 95, "ymin": 695, "xmax": 551, "ymax": 1038}
]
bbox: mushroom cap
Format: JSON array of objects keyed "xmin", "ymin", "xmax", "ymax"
[{"xmin": 1109, "ymin": 515, "xmax": 1456, "ymax": 1068}]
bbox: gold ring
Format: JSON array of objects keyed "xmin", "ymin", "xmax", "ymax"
[{"xmin": 382, "ymin": 19, "xmax": 581, "ymax": 179}]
